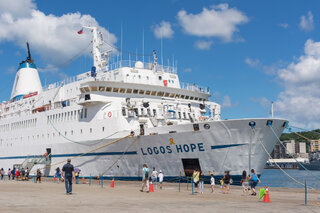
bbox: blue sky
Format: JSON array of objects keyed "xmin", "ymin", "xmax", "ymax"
[{"xmin": 0, "ymin": 0, "xmax": 320, "ymax": 129}]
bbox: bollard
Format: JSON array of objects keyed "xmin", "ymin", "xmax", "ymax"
[
  {"xmin": 191, "ymin": 178, "xmax": 194, "ymax": 195},
  {"xmin": 305, "ymin": 179, "xmax": 307, "ymax": 206},
  {"xmin": 187, "ymin": 177, "xmax": 189, "ymax": 190},
  {"xmin": 101, "ymin": 176, "xmax": 103, "ymax": 188},
  {"xmin": 33, "ymin": 174, "xmax": 36, "ymax": 183},
  {"xmin": 89, "ymin": 174, "xmax": 91, "ymax": 186},
  {"xmin": 179, "ymin": 176, "xmax": 181, "ymax": 192}
]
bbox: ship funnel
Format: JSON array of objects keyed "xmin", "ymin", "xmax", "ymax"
[{"xmin": 10, "ymin": 42, "xmax": 42, "ymax": 102}]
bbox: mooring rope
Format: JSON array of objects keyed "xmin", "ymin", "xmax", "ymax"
[
  {"xmin": 269, "ymin": 125, "xmax": 320, "ymax": 181},
  {"xmin": 251, "ymin": 127, "xmax": 310, "ymax": 188}
]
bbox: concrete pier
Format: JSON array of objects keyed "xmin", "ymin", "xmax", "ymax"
[{"xmin": 0, "ymin": 179, "xmax": 319, "ymax": 213}]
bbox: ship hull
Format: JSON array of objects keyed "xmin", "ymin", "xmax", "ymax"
[{"xmin": 0, "ymin": 118, "xmax": 286, "ymax": 183}]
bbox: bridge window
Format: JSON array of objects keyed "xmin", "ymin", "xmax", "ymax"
[
  {"xmin": 133, "ymin": 89, "xmax": 138, "ymax": 94},
  {"xmin": 99, "ymin": 86, "xmax": 105, "ymax": 91},
  {"xmin": 164, "ymin": 93, "xmax": 169, "ymax": 97},
  {"xmin": 113, "ymin": 88, "xmax": 119, "ymax": 92},
  {"xmin": 84, "ymin": 87, "xmax": 90, "ymax": 92},
  {"xmin": 139, "ymin": 90, "xmax": 145, "ymax": 95},
  {"xmin": 120, "ymin": 88, "xmax": 126, "ymax": 93},
  {"xmin": 80, "ymin": 88, "xmax": 85, "ymax": 93},
  {"xmin": 106, "ymin": 87, "xmax": 112, "ymax": 92},
  {"xmin": 91, "ymin": 86, "xmax": 97, "ymax": 91},
  {"xmin": 157, "ymin": 91, "xmax": 164, "ymax": 96},
  {"xmin": 145, "ymin": 90, "xmax": 151, "ymax": 95},
  {"xmin": 126, "ymin": 89, "xmax": 132, "ymax": 93},
  {"xmin": 151, "ymin": 91, "xmax": 156, "ymax": 96}
]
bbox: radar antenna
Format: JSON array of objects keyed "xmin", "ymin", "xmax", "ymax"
[{"xmin": 26, "ymin": 42, "xmax": 33, "ymax": 63}]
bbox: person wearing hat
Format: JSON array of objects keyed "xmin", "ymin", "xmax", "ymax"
[
  {"xmin": 158, "ymin": 170, "xmax": 164, "ymax": 189},
  {"xmin": 62, "ymin": 159, "xmax": 75, "ymax": 195}
]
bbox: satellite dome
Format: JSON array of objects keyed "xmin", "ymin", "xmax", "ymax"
[{"xmin": 135, "ymin": 61, "xmax": 144, "ymax": 69}]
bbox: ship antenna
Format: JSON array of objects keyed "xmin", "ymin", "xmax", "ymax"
[{"xmin": 26, "ymin": 42, "xmax": 33, "ymax": 63}]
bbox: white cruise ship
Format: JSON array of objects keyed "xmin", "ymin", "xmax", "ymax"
[{"xmin": 0, "ymin": 26, "xmax": 287, "ymax": 183}]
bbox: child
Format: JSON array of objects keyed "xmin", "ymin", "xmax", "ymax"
[
  {"xmin": 210, "ymin": 174, "xmax": 215, "ymax": 193},
  {"xmin": 219, "ymin": 178, "xmax": 224, "ymax": 192},
  {"xmin": 158, "ymin": 170, "xmax": 164, "ymax": 189}
]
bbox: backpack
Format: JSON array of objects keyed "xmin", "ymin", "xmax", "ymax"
[{"xmin": 252, "ymin": 174, "xmax": 258, "ymax": 181}]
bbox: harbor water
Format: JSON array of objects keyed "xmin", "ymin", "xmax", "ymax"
[{"xmin": 259, "ymin": 169, "xmax": 320, "ymax": 189}]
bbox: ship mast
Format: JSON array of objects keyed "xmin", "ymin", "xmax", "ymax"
[{"xmin": 82, "ymin": 26, "xmax": 108, "ymax": 71}]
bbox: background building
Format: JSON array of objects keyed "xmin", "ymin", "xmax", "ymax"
[{"xmin": 310, "ymin": 140, "xmax": 320, "ymax": 153}]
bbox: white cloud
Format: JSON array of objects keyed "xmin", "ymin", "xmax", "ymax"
[
  {"xmin": 299, "ymin": 11, "xmax": 314, "ymax": 32},
  {"xmin": 0, "ymin": 0, "xmax": 36, "ymax": 19},
  {"xmin": 152, "ymin": 21, "xmax": 174, "ymax": 39},
  {"xmin": 194, "ymin": 40, "xmax": 213, "ymax": 50},
  {"xmin": 250, "ymin": 97, "xmax": 271, "ymax": 108},
  {"xmin": 275, "ymin": 39, "xmax": 320, "ymax": 128},
  {"xmin": 0, "ymin": 0, "xmax": 117, "ymax": 67},
  {"xmin": 245, "ymin": 57, "xmax": 260, "ymax": 68},
  {"xmin": 278, "ymin": 23, "xmax": 289, "ymax": 29},
  {"xmin": 222, "ymin": 96, "xmax": 232, "ymax": 108},
  {"xmin": 177, "ymin": 4, "xmax": 248, "ymax": 41}
]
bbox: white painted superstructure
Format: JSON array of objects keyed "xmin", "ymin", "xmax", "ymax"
[{"xmin": 0, "ymin": 27, "xmax": 287, "ymax": 183}]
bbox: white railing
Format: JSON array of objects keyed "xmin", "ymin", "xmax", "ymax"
[{"xmin": 180, "ymin": 82, "xmax": 210, "ymax": 94}]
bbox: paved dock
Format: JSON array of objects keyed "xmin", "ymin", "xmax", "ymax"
[{"xmin": 0, "ymin": 179, "xmax": 319, "ymax": 213}]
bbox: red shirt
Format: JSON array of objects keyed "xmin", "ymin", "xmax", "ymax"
[{"xmin": 16, "ymin": 170, "xmax": 20, "ymax": 177}]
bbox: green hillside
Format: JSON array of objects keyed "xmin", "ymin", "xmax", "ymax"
[{"xmin": 280, "ymin": 129, "xmax": 320, "ymax": 142}]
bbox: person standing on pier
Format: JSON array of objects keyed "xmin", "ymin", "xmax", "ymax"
[
  {"xmin": 151, "ymin": 167, "xmax": 158, "ymax": 188},
  {"xmin": 62, "ymin": 159, "xmax": 75, "ymax": 195},
  {"xmin": 140, "ymin": 164, "xmax": 149, "ymax": 192},
  {"xmin": 7, "ymin": 168, "xmax": 11, "ymax": 180},
  {"xmin": 192, "ymin": 169, "xmax": 200, "ymax": 193}
]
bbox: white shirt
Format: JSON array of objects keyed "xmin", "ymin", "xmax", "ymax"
[
  {"xmin": 210, "ymin": 177, "xmax": 215, "ymax": 185},
  {"xmin": 152, "ymin": 170, "xmax": 158, "ymax": 178},
  {"xmin": 158, "ymin": 173, "xmax": 164, "ymax": 182}
]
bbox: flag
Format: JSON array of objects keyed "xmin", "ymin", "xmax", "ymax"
[{"xmin": 77, "ymin": 29, "xmax": 83, "ymax": 34}]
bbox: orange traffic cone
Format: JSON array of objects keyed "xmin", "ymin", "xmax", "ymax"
[
  {"xmin": 82, "ymin": 176, "xmax": 86, "ymax": 184},
  {"xmin": 263, "ymin": 186, "xmax": 271, "ymax": 203},
  {"xmin": 149, "ymin": 181, "xmax": 154, "ymax": 192},
  {"xmin": 110, "ymin": 178, "xmax": 114, "ymax": 188},
  {"xmin": 53, "ymin": 176, "xmax": 56, "ymax": 182}
]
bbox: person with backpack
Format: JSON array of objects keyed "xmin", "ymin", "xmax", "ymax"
[
  {"xmin": 249, "ymin": 169, "xmax": 261, "ymax": 196},
  {"xmin": 140, "ymin": 164, "xmax": 149, "ymax": 192},
  {"xmin": 7, "ymin": 168, "xmax": 11, "ymax": 180}
]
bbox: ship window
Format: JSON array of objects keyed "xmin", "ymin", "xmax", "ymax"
[
  {"xmin": 180, "ymin": 95, "xmax": 185, "ymax": 99},
  {"xmin": 71, "ymin": 130, "xmax": 73, "ymax": 135},
  {"xmin": 80, "ymin": 88, "xmax": 86, "ymax": 93},
  {"xmin": 157, "ymin": 91, "xmax": 164, "ymax": 96},
  {"xmin": 90, "ymin": 128, "xmax": 92, "ymax": 133},
  {"xmin": 145, "ymin": 90, "xmax": 151, "ymax": 95},
  {"xmin": 113, "ymin": 88, "xmax": 119, "ymax": 92},
  {"xmin": 133, "ymin": 89, "xmax": 138, "ymax": 94},
  {"xmin": 134, "ymin": 108, "xmax": 139, "ymax": 116},
  {"xmin": 84, "ymin": 108, "xmax": 87, "ymax": 118},
  {"xmin": 68, "ymin": 112, "xmax": 70, "ymax": 120},
  {"xmin": 158, "ymin": 76, "xmax": 162, "ymax": 80},
  {"xmin": 126, "ymin": 89, "xmax": 132, "ymax": 93},
  {"xmin": 139, "ymin": 90, "xmax": 145, "ymax": 95},
  {"xmin": 91, "ymin": 86, "xmax": 97, "ymax": 91},
  {"xmin": 169, "ymin": 93, "xmax": 175, "ymax": 98},
  {"xmin": 185, "ymin": 96, "xmax": 190, "ymax": 99},
  {"xmin": 84, "ymin": 87, "xmax": 90, "ymax": 92},
  {"xmin": 120, "ymin": 88, "xmax": 125, "ymax": 93},
  {"xmin": 190, "ymin": 97, "xmax": 194, "ymax": 100},
  {"xmin": 153, "ymin": 109, "xmax": 157, "ymax": 116},
  {"xmin": 164, "ymin": 93, "xmax": 169, "ymax": 97},
  {"xmin": 122, "ymin": 107, "xmax": 126, "ymax": 116},
  {"xmin": 80, "ymin": 109, "xmax": 83, "ymax": 119},
  {"xmin": 65, "ymin": 131, "xmax": 67, "ymax": 136},
  {"xmin": 80, "ymin": 129, "xmax": 83, "ymax": 134},
  {"xmin": 198, "ymin": 98, "xmax": 202, "ymax": 101},
  {"xmin": 85, "ymin": 94, "xmax": 91, "ymax": 100},
  {"xmin": 106, "ymin": 87, "xmax": 112, "ymax": 92},
  {"xmin": 194, "ymin": 97, "xmax": 198, "ymax": 101},
  {"xmin": 178, "ymin": 112, "xmax": 181, "ymax": 119},
  {"xmin": 102, "ymin": 127, "xmax": 105, "ymax": 132},
  {"xmin": 147, "ymin": 108, "xmax": 151, "ymax": 116},
  {"xmin": 151, "ymin": 91, "xmax": 156, "ymax": 96},
  {"xmin": 141, "ymin": 108, "xmax": 144, "ymax": 115},
  {"xmin": 99, "ymin": 86, "xmax": 105, "ymax": 91},
  {"xmin": 183, "ymin": 112, "xmax": 186, "ymax": 119}
]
